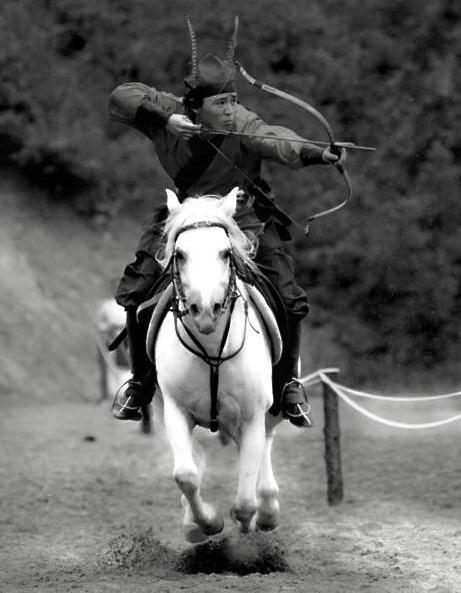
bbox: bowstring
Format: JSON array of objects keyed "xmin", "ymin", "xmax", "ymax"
[{"xmin": 200, "ymin": 134, "xmax": 306, "ymax": 234}]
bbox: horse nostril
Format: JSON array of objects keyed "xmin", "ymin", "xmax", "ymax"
[{"xmin": 190, "ymin": 303, "xmax": 199, "ymax": 317}]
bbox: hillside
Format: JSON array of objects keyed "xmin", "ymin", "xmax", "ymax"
[{"xmin": 0, "ymin": 172, "xmax": 138, "ymax": 404}]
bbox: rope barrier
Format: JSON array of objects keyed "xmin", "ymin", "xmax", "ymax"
[
  {"xmin": 328, "ymin": 381, "xmax": 461, "ymax": 402},
  {"xmin": 300, "ymin": 367, "xmax": 339, "ymax": 388},
  {"xmin": 318, "ymin": 372, "xmax": 461, "ymax": 430}
]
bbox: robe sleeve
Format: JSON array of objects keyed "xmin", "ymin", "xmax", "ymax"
[
  {"xmin": 240, "ymin": 111, "xmax": 325, "ymax": 169},
  {"xmin": 109, "ymin": 83, "xmax": 178, "ymax": 137}
]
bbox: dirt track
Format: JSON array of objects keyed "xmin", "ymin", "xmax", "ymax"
[{"xmin": 1, "ymin": 391, "xmax": 460, "ymax": 593}]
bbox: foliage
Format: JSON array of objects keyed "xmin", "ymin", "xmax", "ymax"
[{"xmin": 1, "ymin": 0, "xmax": 460, "ymax": 377}]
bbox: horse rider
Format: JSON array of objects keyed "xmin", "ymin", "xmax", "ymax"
[{"xmin": 109, "ymin": 17, "xmax": 346, "ymax": 428}]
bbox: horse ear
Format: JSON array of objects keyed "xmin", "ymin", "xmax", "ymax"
[
  {"xmin": 220, "ymin": 186, "xmax": 240, "ymax": 217},
  {"xmin": 165, "ymin": 189, "xmax": 181, "ymax": 212}
]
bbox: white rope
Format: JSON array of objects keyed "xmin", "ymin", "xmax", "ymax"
[
  {"xmin": 300, "ymin": 367, "xmax": 339, "ymax": 387},
  {"xmin": 302, "ymin": 377, "xmax": 323, "ymax": 388},
  {"xmin": 329, "ymin": 380, "xmax": 461, "ymax": 402},
  {"xmin": 319, "ymin": 372, "xmax": 461, "ymax": 430},
  {"xmin": 301, "ymin": 368, "xmax": 461, "ymax": 401}
]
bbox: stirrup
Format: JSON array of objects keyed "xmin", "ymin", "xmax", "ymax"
[
  {"xmin": 283, "ymin": 377, "xmax": 308, "ymax": 404},
  {"xmin": 112, "ymin": 379, "xmax": 144, "ymax": 421},
  {"xmin": 283, "ymin": 379, "xmax": 314, "ymax": 428},
  {"xmin": 287, "ymin": 402, "xmax": 313, "ymax": 426}
]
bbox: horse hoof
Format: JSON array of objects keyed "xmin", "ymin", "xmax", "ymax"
[
  {"xmin": 230, "ymin": 504, "xmax": 257, "ymax": 533},
  {"xmin": 183, "ymin": 515, "xmax": 224, "ymax": 543},
  {"xmin": 256, "ymin": 511, "xmax": 280, "ymax": 532},
  {"xmin": 206, "ymin": 514, "xmax": 225, "ymax": 536},
  {"xmin": 184, "ymin": 523, "xmax": 209, "ymax": 544}
]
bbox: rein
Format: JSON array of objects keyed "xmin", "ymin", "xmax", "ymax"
[{"xmin": 170, "ymin": 220, "xmax": 247, "ymax": 432}]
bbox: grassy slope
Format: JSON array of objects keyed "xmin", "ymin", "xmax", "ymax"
[{"xmin": 0, "ymin": 172, "xmax": 141, "ymax": 405}]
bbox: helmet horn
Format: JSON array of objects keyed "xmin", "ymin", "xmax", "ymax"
[
  {"xmin": 225, "ymin": 15, "xmax": 239, "ymax": 64},
  {"xmin": 186, "ymin": 16, "xmax": 199, "ymax": 83}
]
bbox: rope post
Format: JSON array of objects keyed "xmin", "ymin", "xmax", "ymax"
[
  {"xmin": 97, "ymin": 345, "xmax": 109, "ymax": 402},
  {"xmin": 322, "ymin": 369, "xmax": 344, "ymax": 505}
]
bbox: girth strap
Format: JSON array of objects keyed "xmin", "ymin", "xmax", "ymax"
[
  {"xmin": 209, "ymin": 366, "xmax": 220, "ymax": 433},
  {"xmin": 173, "ymin": 297, "xmax": 248, "ymax": 432}
]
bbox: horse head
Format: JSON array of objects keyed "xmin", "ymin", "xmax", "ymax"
[{"xmin": 163, "ymin": 187, "xmax": 242, "ymax": 334}]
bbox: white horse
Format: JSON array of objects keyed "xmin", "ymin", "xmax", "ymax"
[
  {"xmin": 151, "ymin": 187, "xmax": 283, "ymax": 543},
  {"xmin": 94, "ymin": 299, "xmax": 131, "ymax": 401},
  {"xmin": 95, "ymin": 299, "xmax": 152, "ymax": 433}
]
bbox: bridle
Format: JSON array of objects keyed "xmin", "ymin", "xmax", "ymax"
[
  {"xmin": 171, "ymin": 221, "xmax": 239, "ymax": 318},
  {"xmin": 170, "ymin": 220, "xmax": 249, "ymax": 432}
]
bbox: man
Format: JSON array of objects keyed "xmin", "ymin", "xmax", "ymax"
[{"xmin": 109, "ymin": 18, "xmax": 345, "ymax": 427}]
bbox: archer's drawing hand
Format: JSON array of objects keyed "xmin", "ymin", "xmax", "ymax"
[
  {"xmin": 167, "ymin": 114, "xmax": 202, "ymax": 139},
  {"xmin": 322, "ymin": 146, "xmax": 347, "ymax": 166}
]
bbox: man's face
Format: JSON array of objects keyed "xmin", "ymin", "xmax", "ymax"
[{"xmin": 195, "ymin": 92, "xmax": 237, "ymax": 131}]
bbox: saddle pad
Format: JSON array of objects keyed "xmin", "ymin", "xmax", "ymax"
[
  {"xmin": 245, "ymin": 284, "xmax": 282, "ymax": 365},
  {"xmin": 143, "ymin": 283, "xmax": 174, "ymax": 363},
  {"xmin": 143, "ymin": 282, "xmax": 282, "ymax": 366}
]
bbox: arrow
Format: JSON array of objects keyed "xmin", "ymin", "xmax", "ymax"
[{"xmin": 200, "ymin": 128, "xmax": 376, "ymax": 151}]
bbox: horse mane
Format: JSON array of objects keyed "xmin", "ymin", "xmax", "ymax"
[{"xmin": 156, "ymin": 195, "xmax": 258, "ymax": 271}]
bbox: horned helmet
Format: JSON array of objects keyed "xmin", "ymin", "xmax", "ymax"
[{"xmin": 183, "ymin": 16, "xmax": 239, "ymax": 108}]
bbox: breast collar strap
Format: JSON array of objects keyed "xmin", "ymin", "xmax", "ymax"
[{"xmin": 172, "ymin": 296, "xmax": 248, "ymax": 433}]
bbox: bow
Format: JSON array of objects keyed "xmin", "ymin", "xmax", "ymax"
[{"xmin": 236, "ymin": 62, "xmax": 353, "ymax": 233}]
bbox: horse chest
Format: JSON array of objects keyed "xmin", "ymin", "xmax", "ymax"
[{"xmin": 154, "ymin": 277, "xmax": 273, "ymax": 432}]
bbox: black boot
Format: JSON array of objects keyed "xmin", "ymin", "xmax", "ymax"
[
  {"xmin": 282, "ymin": 319, "xmax": 313, "ymax": 428},
  {"xmin": 112, "ymin": 307, "xmax": 150, "ymax": 421}
]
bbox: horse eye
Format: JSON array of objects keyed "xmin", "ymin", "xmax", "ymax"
[{"xmin": 221, "ymin": 248, "xmax": 232, "ymax": 261}]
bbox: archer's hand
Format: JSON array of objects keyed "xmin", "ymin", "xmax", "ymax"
[
  {"xmin": 322, "ymin": 146, "xmax": 347, "ymax": 166},
  {"xmin": 166, "ymin": 114, "xmax": 202, "ymax": 139}
]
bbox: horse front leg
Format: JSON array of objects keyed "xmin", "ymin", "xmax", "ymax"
[
  {"xmin": 256, "ymin": 415, "xmax": 282, "ymax": 531},
  {"xmin": 162, "ymin": 395, "xmax": 224, "ymax": 543},
  {"xmin": 231, "ymin": 412, "xmax": 266, "ymax": 533}
]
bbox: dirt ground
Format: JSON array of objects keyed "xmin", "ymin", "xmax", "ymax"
[
  {"xmin": 1, "ymin": 174, "xmax": 460, "ymax": 592},
  {"xmin": 1, "ymin": 389, "xmax": 460, "ymax": 593}
]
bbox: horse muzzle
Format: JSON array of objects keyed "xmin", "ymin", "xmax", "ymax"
[{"xmin": 189, "ymin": 302, "xmax": 223, "ymax": 334}]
